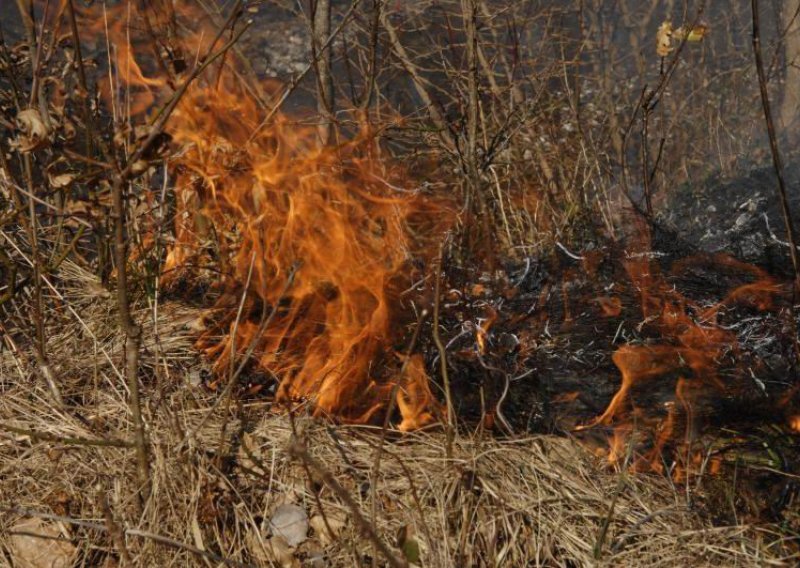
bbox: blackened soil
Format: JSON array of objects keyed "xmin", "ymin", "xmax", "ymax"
[{"xmin": 421, "ymin": 170, "xmax": 800, "ymax": 525}]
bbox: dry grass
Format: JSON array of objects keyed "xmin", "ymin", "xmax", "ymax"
[{"xmin": 0, "ymin": 261, "xmax": 796, "ymax": 567}]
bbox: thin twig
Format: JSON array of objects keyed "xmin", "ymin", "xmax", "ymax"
[
  {"xmin": 0, "ymin": 422, "xmax": 134, "ymax": 448},
  {"xmin": 432, "ymin": 239, "xmax": 454, "ymax": 459},
  {"xmin": 752, "ymin": 0, "xmax": 800, "ymax": 375},
  {"xmin": 248, "ymin": 0, "xmax": 363, "ymax": 142},
  {"xmin": 368, "ymin": 309, "xmax": 427, "ymax": 564},
  {"xmin": 751, "ymin": 0, "xmax": 800, "ymax": 284},
  {"xmin": 184, "ymin": 263, "xmax": 299, "ymax": 445}
]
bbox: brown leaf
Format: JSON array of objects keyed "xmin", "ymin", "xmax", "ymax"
[
  {"xmin": 48, "ymin": 173, "xmax": 76, "ymax": 189},
  {"xmin": 310, "ymin": 511, "xmax": 346, "ymax": 546},
  {"xmin": 267, "ymin": 535, "xmax": 299, "ymax": 568},
  {"xmin": 15, "ymin": 109, "xmax": 50, "ymax": 152},
  {"xmin": 10, "ymin": 518, "xmax": 76, "ymax": 568}
]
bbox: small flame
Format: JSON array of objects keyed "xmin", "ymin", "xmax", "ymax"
[
  {"xmin": 584, "ymin": 220, "xmax": 784, "ymax": 472},
  {"xmin": 476, "ymin": 307, "xmax": 498, "ymax": 355}
]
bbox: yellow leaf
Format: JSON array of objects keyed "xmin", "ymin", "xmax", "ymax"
[
  {"xmin": 656, "ymin": 21, "xmax": 673, "ymax": 57},
  {"xmin": 673, "ymin": 23, "xmax": 710, "ymax": 43}
]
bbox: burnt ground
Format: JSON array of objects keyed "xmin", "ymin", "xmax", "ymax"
[
  {"xmin": 420, "ymin": 167, "xmax": 800, "ymax": 528},
  {"xmin": 664, "ymin": 164, "xmax": 800, "ymax": 275}
]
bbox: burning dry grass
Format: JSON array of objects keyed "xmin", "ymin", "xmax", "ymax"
[{"xmin": 0, "ymin": 262, "xmax": 795, "ymax": 567}]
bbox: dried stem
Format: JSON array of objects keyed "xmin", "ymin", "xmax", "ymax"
[
  {"xmin": 0, "ymin": 422, "xmax": 134, "ymax": 448},
  {"xmin": 249, "ymin": 0, "xmax": 362, "ymax": 142},
  {"xmin": 751, "ymin": 0, "xmax": 800, "ymax": 284},
  {"xmin": 311, "ymin": 0, "xmax": 335, "ymax": 144},
  {"xmin": 432, "ymin": 240, "xmax": 454, "ymax": 459},
  {"xmin": 100, "ymin": 493, "xmax": 134, "ymax": 566},
  {"xmin": 368, "ymin": 310, "xmax": 427, "ymax": 557},
  {"xmin": 380, "ymin": 11, "xmax": 456, "ymax": 152},
  {"xmin": 110, "ymin": 174, "xmax": 149, "ymax": 500}
]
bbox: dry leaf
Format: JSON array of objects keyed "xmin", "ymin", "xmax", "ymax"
[
  {"xmin": 48, "ymin": 173, "xmax": 76, "ymax": 189},
  {"xmin": 674, "ymin": 23, "xmax": 710, "ymax": 42},
  {"xmin": 10, "ymin": 518, "xmax": 76, "ymax": 568},
  {"xmin": 309, "ymin": 511, "xmax": 346, "ymax": 546},
  {"xmin": 656, "ymin": 21, "xmax": 673, "ymax": 57},
  {"xmin": 269, "ymin": 503, "xmax": 308, "ymax": 547},
  {"xmin": 129, "ymin": 160, "xmax": 149, "ymax": 176},
  {"xmin": 267, "ymin": 535, "xmax": 299, "ymax": 568},
  {"xmin": 237, "ymin": 431, "xmax": 265, "ymax": 475},
  {"xmin": 244, "ymin": 529, "xmax": 272, "ymax": 564},
  {"xmin": 191, "ymin": 515, "xmax": 205, "ymax": 552},
  {"xmin": 15, "ymin": 109, "xmax": 50, "ymax": 152}
]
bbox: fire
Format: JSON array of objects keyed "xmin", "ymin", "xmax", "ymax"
[
  {"xmin": 581, "ymin": 220, "xmax": 786, "ymax": 472},
  {"xmin": 68, "ymin": 1, "xmax": 796, "ymax": 444},
  {"xmin": 162, "ymin": 78, "xmax": 442, "ymax": 430},
  {"xmin": 476, "ymin": 306, "xmax": 498, "ymax": 355},
  {"xmin": 82, "ymin": 2, "xmax": 445, "ymax": 429}
]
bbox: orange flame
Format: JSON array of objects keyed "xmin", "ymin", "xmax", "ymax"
[
  {"xmin": 583, "ymin": 220, "xmax": 784, "ymax": 472},
  {"xmin": 476, "ymin": 306, "xmax": 498, "ymax": 355},
  {"xmin": 82, "ymin": 2, "xmax": 447, "ymax": 429},
  {"xmin": 163, "ymin": 89, "xmax": 443, "ymax": 429}
]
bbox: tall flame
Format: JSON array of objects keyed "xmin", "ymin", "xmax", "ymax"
[
  {"xmin": 164, "ymin": 90, "xmax": 440, "ymax": 429},
  {"xmin": 81, "ymin": 2, "xmax": 443, "ymax": 429}
]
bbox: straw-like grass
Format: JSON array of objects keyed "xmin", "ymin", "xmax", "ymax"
[{"xmin": 0, "ymin": 261, "xmax": 796, "ymax": 567}]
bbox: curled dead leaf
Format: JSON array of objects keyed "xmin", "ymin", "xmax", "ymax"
[
  {"xmin": 15, "ymin": 109, "xmax": 50, "ymax": 152},
  {"xmin": 48, "ymin": 172, "xmax": 76, "ymax": 189},
  {"xmin": 656, "ymin": 21, "xmax": 673, "ymax": 57}
]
